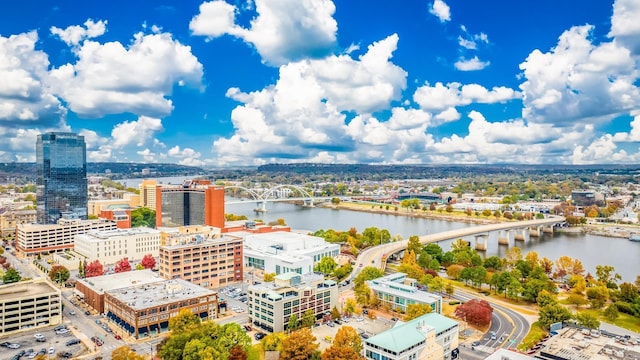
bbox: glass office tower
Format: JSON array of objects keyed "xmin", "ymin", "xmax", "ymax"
[{"xmin": 36, "ymin": 132, "xmax": 88, "ymax": 224}]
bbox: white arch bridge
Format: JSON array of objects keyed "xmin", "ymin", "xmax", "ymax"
[{"xmin": 224, "ymin": 185, "xmax": 334, "ymax": 212}]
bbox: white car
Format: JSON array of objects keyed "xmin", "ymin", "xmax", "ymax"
[
  {"xmin": 7, "ymin": 343, "xmax": 20, "ymax": 349},
  {"xmin": 49, "ymin": 347, "xmax": 55, "ymax": 354},
  {"xmin": 34, "ymin": 334, "xmax": 45, "ymax": 339}
]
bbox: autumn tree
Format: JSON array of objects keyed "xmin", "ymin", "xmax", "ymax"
[
  {"xmin": 407, "ymin": 236, "xmax": 422, "ymax": 255},
  {"xmin": 115, "ymin": 257, "xmax": 132, "ymax": 273},
  {"xmin": 331, "ymin": 306, "xmax": 341, "ymax": 320},
  {"xmin": 141, "ymin": 254, "xmax": 156, "ymax": 270},
  {"xmin": 169, "ymin": 309, "xmax": 201, "ymax": 333},
  {"xmin": 263, "ymin": 273, "xmax": 276, "ymax": 282},
  {"xmin": 85, "ymin": 260, "xmax": 104, "ymax": 278},
  {"xmin": 454, "ymin": 299, "xmax": 493, "ymax": 326},
  {"xmin": 49, "ymin": 265, "xmax": 70, "ymax": 284},
  {"xmin": 322, "ymin": 326, "xmax": 364, "ymax": 360},
  {"xmin": 566, "ymin": 293, "xmax": 588, "ymax": 308},
  {"xmin": 229, "ymin": 345, "xmax": 248, "ymax": 360},
  {"xmin": 404, "ymin": 303, "xmax": 433, "ymax": 321},
  {"xmin": 112, "ymin": 346, "xmax": 146, "ymax": 360},
  {"xmin": 262, "ymin": 332, "xmax": 287, "ymax": 352},
  {"xmin": 281, "ymin": 328, "xmax": 320, "ymax": 360}
]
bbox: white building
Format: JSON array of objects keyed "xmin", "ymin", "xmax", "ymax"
[
  {"xmin": 364, "ymin": 313, "xmax": 459, "ymax": 360},
  {"xmin": 74, "ymin": 227, "xmax": 160, "ymax": 264},
  {"xmin": 243, "ymin": 232, "xmax": 340, "ymax": 275},
  {"xmin": 367, "ymin": 273, "xmax": 443, "ymax": 314},
  {"xmin": 0, "ymin": 279, "xmax": 62, "ymax": 336}
]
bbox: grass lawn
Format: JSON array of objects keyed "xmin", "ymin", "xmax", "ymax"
[
  {"xmin": 609, "ymin": 312, "xmax": 640, "ymax": 333},
  {"xmin": 517, "ymin": 321, "xmax": 547, "ymax": 351}
]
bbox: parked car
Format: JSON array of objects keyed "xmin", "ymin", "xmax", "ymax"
[
  {"xmin": 84, "ymin": 311, "xmax": 91, "ymax": 315},
  {"xmin": 65, "ymin": 339, "xmax": 81, "ymax": 346},
  {"xmin": 254, "ymin": 332, "xmax": 266, "ymax": 341},
  {"xmin": 7, "ymin": 343, "xmax": 20, "ymax": 349},
  {"xmin": 68, "ymin": 310, "xmax": 76, "ymax": 316},
  {"xmin": 114, "ymin": 334, "xmax": 122, "ymax": 340},
  {"xmin": 59, "ymin": 352, "xmax": 73, "ymax": 358}
]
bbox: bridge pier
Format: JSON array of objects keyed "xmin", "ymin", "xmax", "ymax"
[
  {"xmin": 542, "ymin": 226, "xmax": 554, "ymax": 234},
  {"xmin": 514, "ymin": 228, "xmax": 528, "ymax": 242},
  {"xmin": 474, "ymin": 234, "xmax": 488, "ymax": 251},
  {"xmin": 498, "ymin": 230, "xmax": 510, "ymax": 245},
  {"xmin": 254, "ymin": 201, "xmax": 267, "ymax": 213},
  {"xmin": 529, "ymin": 226, "xmax": 541, "ymax": 237}
]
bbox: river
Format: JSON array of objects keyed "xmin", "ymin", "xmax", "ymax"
[{"xmin": 226, "ymin": 200, "xmax": 640, "ymax": 282}]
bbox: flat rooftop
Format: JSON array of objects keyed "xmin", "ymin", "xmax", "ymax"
[
  {"xmin": 251, "ymin": 273, "xmax": 330, "ymax": 293},
  {"xmin": 161, "ymin": 233, "xmax": 242, "ymax": 250},
  {"xmin": 106, "ymin": 278, "xmax": 216, "ymax": 310},
  {"xmin": 0, "ymin": 279, "xmax": 59, "ymax": 301},
  {"xmin": 77, "ymin": 269, "xmax": 162, "ymax": 294},
  {"xmin": 80, "ymin": 227, "xmax": 159, "ymax": 240}
]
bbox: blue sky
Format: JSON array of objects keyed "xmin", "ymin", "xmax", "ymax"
[{"xmin": 0, "ymin": 0, "xmax": 638, "ymax": 166}]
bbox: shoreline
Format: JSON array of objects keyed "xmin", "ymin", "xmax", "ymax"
[{"xmin": 317, "ymin": 202, "xmax": 633, "ymax": 240}]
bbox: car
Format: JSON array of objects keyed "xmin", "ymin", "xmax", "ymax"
[
  {"xmin": 95, "ymin": 320, "xmax": 101, "ymax": 325},
  {"xmin": 334, "ymin": 319, "xmax": 342, "ymax": 325},
  {"xmin": 326, "ymin": 322, "xmax": 335, "ymax": 327},
  {"xmin": 114, "ymin": 334, "xmax": 122, "ymax": 340},
  {"xmin": 362, "ymin": 309, "xmax": 368, "ymax": 315},
  {"xmin": 16, "ymin": 350, "xmax": 25, "ymax": 357},
  {"xmin": 59, "ymin": 352, "xmax": 73, "ymax": 359},
  {"xmin": 243, "ymin": 324, "xmax": 252, "ymax": 331},
  {"xmin": 35, "ymin": 337, "xmax": 47, "ymax": 343},
  {"xmin": 54, "ymin": 325, "xmax": 67, "ymax": 331},
  {"xmin": 33, "ymin": 334, "xmax": 44, "ymax": 339},
  {"xmin": 1, "ymin": 342, "xmax": 11, "ymax": 347},
  {"xmin": 56, "ymin": 329, "xmax": 70, "ymax": 335},
  {"xmin": 37, "ymin": 348, "xmax": 46, "ymax": 355},
  {"xmin": 360, "ymin": 333, "xmax": 370, "ymax": 339},
  {"xmin": 391, "ymin": 317, "xmax": 398, "ymax": 322},
  {"xmin": 49, "ymin": 347, "xmax": 55, "ymax": 354},
  {"xmin": 85, "ymin": 311, "xmax": 91, "ymax": 315},
  {"xmin": 7, "ymin": 343, "xmax": 20, "ymax": 349},
  {"xmin": 254, "ymin": 332, "xmax": 266, "ymax": 341},
  {"xmin": 65, "ymin": 339, "xmax": 81, "ymax": 346},
  {"xmin": 68, "ymin": 310, "xmax": 76, "ymax": 316},
  {"xmin": 490, "ymin": 332, "xmax": 497, "ymax": 340},
  {"xmin": 471, "ymin": 341, "xmax": 480, "ymax": 347}
]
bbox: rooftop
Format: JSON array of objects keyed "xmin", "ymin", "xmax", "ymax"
[
  {"xmin": 0, "ymin": 278, "xmax": 59, "ymax": 301},
  {"xmin": 161, "ymin": 233, "xmax": 241, "ymax": 250},
  {"xmin": 106, "ymin": 278, "xmax": 216, "ymax": 310},
  {"xmin": 250, "ymin": 272, "xmax": 334, "ymax": 295},
  {"xmin": 76, "ymin": 269, "xmax": 162, "ymax": 294},
  {"xmin": 244, "ymin": 231, "xmax": 335, "ymax": 253},
  {"xmin": 484, "ymin": 349, "xmax": 535, "ymax": 360},
  {"xmin": 365, "ymin": 316, "xmax": 433, "ymax": 354},
  {"xmin": 367, "ymin": 273, "xmax": 442, "ymax": 304},
  {"xmin": 78, "ymin": 227, "xmax": 159, "ymax": 240}
]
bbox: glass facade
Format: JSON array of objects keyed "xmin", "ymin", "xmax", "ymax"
[
  {"xmin": 36, "ymin": 132, "xmax": 87, "ymax": 224},
  {"xmin": 161, "ymin": 189, "xmax": 206, "ymax": 227}
]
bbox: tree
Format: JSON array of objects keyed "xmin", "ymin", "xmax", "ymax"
[
  {"xmin": 264, "ymin": 273, "xmax": 276, "ymax": 282},
  {"xmin": 302, "ymin": 309, "xmax": 316, "ymax": 328},
  {"xmin": 322, "ymin": 326, "xmax": 364, "ymax": 360},
  {"xmin": 566, "ymin": 293, "xmax": 588, "ymax": 308},
  {"xmin": 2, "ymin": 267, "xmax": 20, "ymax": 284},
  {"xmin": 586, "ymin": 286, "xmax": 609, "ymax": 309},
  {"xmin": 262, "ymin": 332, "xmax": 287, "ymax": 352},
  {"xmin": 604, "ymin": 303, "xmax": 619, "ymax": 321},
  {"xmin": 331, "ymin": 306, "xmax": 341, "ymax": 320},
  {"xmin": 281, "ymin": 328, "xmax": 319, "ymax": 360},
  {"xmin": 314, "ymin": 256, "xmax": 337, "ymax": 275},
  {"xmin": 131, "ymin": 207, "xmax": 155, "ymax": 227},
  {"xmin": 538, "ymin": 303, "xmax": 572, "ymax": 329},
  {"xmin": 446, "ymin": 264, "xmax": 464, "ymax": 280},
  {"xmin": 536, "ymin": 290, "xmax": 558, "ymax": 308},
  {"xmin": 484, "ymin": 256, "xmax": 503, "ymax": 271},
  {"xmin": 169, "ymin": 309, "xmax": 200, "ymax": 333},
  {"xmin": 287, "ymin": 314, "xmax": 300, "ymax": 332},
  {"xmin": 112, "ymin": 346, "xmax": 146, "ymax": 360},
  {"xmin": 49, "ymin": 265, "xmax": 70, "ymax": 284},
  {"xmin": 574, "ymin": 311, "xmax": 600, "ymax": 329},
  {"xmin": 404, "ymin": 303, "xmax": 432, "ymax": 321},
  {"xmin": 85, "ymin": 260, "xmax": 104, "ymax": 278},
  {"xmin": 141, "ymin": 254, "xmax": 156, "ymax": 270},
  {"xmin": 595, "ymin": 265, "xmax": 621, "ymax": 289},
  {"xmin": 78, "ymin": 260, "xmax": 84, "ymax": 278},
  {"xmin": 353, "ymin": 266, "xmax": 384, "ymax": 288},
  {"xmin": 445, "ymin": 282, "xmax": 455, "ymax": 297},
  {"xmin": 354, "ymin": 283, "xmax": 373, "ymax": 307},
  {"xmin": 229, "ymin": 345, "xmax": 248, "ymax": 360},
  {"xmin": 115, "ymin": 257, "xmax": 132, "ymax": 273},
  {"xmin": 407, "ymin": 235, "xmax": 422, "ymax": 255},
  {"xmin": 454, "ymin": 299, "xmax": 493, "ymax": 326},
  {"xmin": 619, "ymin": 282, "xmax": 639, "ymax": 303},
  {"xmin": 344, "ymin": 298, "xmax": 357, "ymax": 316}
]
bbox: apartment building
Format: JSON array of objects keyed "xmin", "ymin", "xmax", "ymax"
[
  {"xmin": 0, "ymin": 209, "xmax": 36, "ymax": 240},
  {"xmin": 248, "ymin": 272, "xmax": 338, "ymax": 333},
  {"xmin": 104, "ymin": 278, "xmax": 218, "ymax": 339},
  {"xmin": 16, "ymin": 217, "xmax": 117, "ymax": 256},
  {"xmin": 367, "ymin": 273, "xmax": 442, "ymax": 314},
  {"xmin": 74, "ymin": 227, "xmax": 160, "ymax": 264},
  {"xmin": 158, "ymin": 226, "xmax": 243, "ymax": 289},
  {"xmin": 0, "ymin": 278, "xmax": 62, "ymax": 336},
  {"xmin": 364, "ymin": 313, "xmax": 459, "ymax": 360},
  {"xmin": 243, "ymin": 231, "xmax": 340, "ymax": 275}
]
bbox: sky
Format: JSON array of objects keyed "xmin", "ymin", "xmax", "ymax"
[{"xmin": 0, "ymin": 0, "xmax": 639, "ymax": 167}]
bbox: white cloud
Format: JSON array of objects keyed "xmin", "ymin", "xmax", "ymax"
[
  {"xmin": 168, "ymin": 145, "xmax": 205, "ymax": 166},
  {"xmin": 413, "ymin": 82, "xmax": 520, "ymax": 112},
  {"xmin": 0, "ymin": 31, "xmax": 66, "ymax": 126},
  {"xmin": 572, "ymin": 134, "xmax": 639, "ymax": 164},
  {"xmin": 51, "ymin": 19, "xmax": 107, "ymax": 47},
  {"xmin": 434, "ymin": 107, "xmax": 461, "ymax": 123},
  {"xmin": 609, "ymin": 0, "xmax": 640, "ymax": 53},
  {"xmin": 458, "ymin": 29, "xmax": 489, "ymax": 50},
  {"xmin": 454, "ymin": 56, "xmax": 490, "ymax": 71},
  {"xmin": 137, "ymin": 148, "xmax": 157, "ymax": 162},
  {"xmin": 190, "ymin": 0, "xmax": 337, "ymax": 66},
  {"xmin": 519, "ymin": 24, "xmax": 640, "ymax": 125},
  {"xmin": 111, "ymin": 116, "xmax": 163, "ymax": 148},
  {"xmin": 50, "ymin": 26, "xmax": 203, "ymax": 118},
  {"xmin": 429, "ymin": 0, "xmax": 451, "ymax": 22}
]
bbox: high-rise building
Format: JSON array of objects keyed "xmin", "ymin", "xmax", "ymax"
[
  {"xmin": 154, "ymin": 180, "xmax": 225, "ymax": 228},
  {"xmin": 36, "ymin": 132, "xmax": 87, "ymax": 224}
]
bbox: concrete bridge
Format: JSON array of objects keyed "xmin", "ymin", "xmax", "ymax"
[
  {"xmin": 224, "ymin": 184, "xmax": 334, "ymax": 212},
  {"xmin": 350, "ymin": 216, "xmax": 565, "ymax": 276}
]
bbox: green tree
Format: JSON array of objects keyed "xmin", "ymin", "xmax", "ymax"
[
  {"xmin": 404, "ymin": 303, "xmax": 432, "ymax": 321},
  {"xmin": 49, "ymin": 265, "xmax": 70, "ymax": 284},
  {"xmin": 302, "ymin": 309, "xmax": 316, "ymax": 328},
  {"xmin": 131, "ymin": 207, "xmax": 156, "ymax": 228},
  {"xmin": 78, "ymin": 260, "xmax": 84, "ymax": 278},
  {"xmin": 331, "ymin": 306, "xmax": 341, "ymax": 320},
  {"xmin": 281, "ymin": 328, "xmax": 319, "ymax": 360},
  {"xmin": 407, "ymin": 235, "xmax": 422, "ymax": 255},
  {"xmin": 566, "ymin": 293, "xmax": 588, "ymax": 308},
  {"xmin": 586, "ymin": 286, "xmax": 609, "ymax": 309},
  {"xmin": 445, "ymin": 282, "xmax": 455, "ymax": 297},
  {"xmin": 574, "ymin": 311, "xmax": 600, "ymax": 329},
  {"xmin": 604, "ymin": 303, "xmax": 619, "ymax": 321},
  {"xmin": 538, "ymin": 304, "xmax": 572, "ymax": 329},
  {"xmin": 353, "ymin": 267, "xmax": 384, "ymax": 288},
  {"xmin": 322, "ymin": 326, "xmax": 364, "ymax": 360},
  {"xmin": 2, "ymin": 268, "xmax": 21, "ymax": 284},
  {"xmin": 287, "ymin": 314, "xmax": 300, "ymax": 332},
  {"xmin": 262, "ymin": 332, "xmax": 287, "ymax": 352},
  {"xmin": 595, "ymin": 265, "xmax": 621, "ymax": 289},
  {"xmin": 169, "ymin": 309, "xmax": 200, "ymax": 333},
  {"xmin": 536, "ymin": 290, "xmax": 558, "ymax": 307},
  {"xmin": 314, "ymin": 256, "xmax": 337, "ymax": 275}
]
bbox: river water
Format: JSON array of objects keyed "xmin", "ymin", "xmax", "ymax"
[{"xmin": 226, "ymin": 200, "xmax": 640, "ymax": 282}]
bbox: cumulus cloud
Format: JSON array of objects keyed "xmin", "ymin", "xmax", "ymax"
[
  {"xmin": 111, "ymin": 116, "xmax": 163, "ymax": 148},
  {"xmin": 608, "ymin": 0, "xmax": 640, "ymax": 53},
  {"xmin": 0, "ymin": 31, "xmax": 66, "ymax": 126},
  {"xmin": 429, "ymin": 0, "xmax": 451, "ymax": 22},
  {"xmin": 190, "ymin": 0, "xmax": 337, "ymax": 66},
  {"xmin": 413, "ymin": 82, "xmax": 520, "ymax": 112},
  {"xmin": 454, "ymin": 56, "xmax": 490, "ymax": 71},
  {"xmin": 519, "ymin": 24, "xmax": 640, "ymax": 125},
  {"xmin": 137, "ymin": 148, "xmax": 157, "ymax": 162},
  {"xmin": 458, "ymin": 27, "xmax": 489, "ymax": 50},
  {"xmin": 168, "ymin": 145, "xmax": 205, "ymax": 166},
  {"xmin": 50, "ymin": 24, "xmax": 203, "ymax": 118},
  {"xmin": 50, "ymin": 19, "xmax": 107, "ymax": 47}
]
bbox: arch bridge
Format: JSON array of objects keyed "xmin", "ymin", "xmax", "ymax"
[{"xmin": 224, "ymin": 184, "xmax": 331, "ymax": 212}]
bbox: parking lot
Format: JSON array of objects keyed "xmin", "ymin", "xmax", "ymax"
[{"xmin": 0, "ymin": 325, "xmax": 88, "ymax": 360}]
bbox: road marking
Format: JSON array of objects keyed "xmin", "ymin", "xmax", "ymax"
[{"xmin": 494, "ymin": 307, "xmax": 516, "ymax": 348}]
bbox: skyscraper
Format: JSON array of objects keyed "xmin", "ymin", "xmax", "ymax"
[{"xmin": 36, "ymin": 132, "xmax": 88, "ymax": 224}]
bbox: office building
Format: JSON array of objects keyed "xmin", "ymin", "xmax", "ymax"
[
  {"xmin": 367, "ymin": 273, "xmax": 442, "ymax": 314},
  {"xmin": 364, "ymin": 313, "xmax": 459, "ymax": 360},
  {"xmin": 243, "ymin": 232, "xmax": 340, "ymax": 275},
  {"xmin": 16, "ymin": 217, "xmax": 117, "ymax": 256},
  {"xmin": 150, "ymin": 180, "xmax": 224, "ymax": 228},
  {"xmin": 158, "ymin": 226, "xmax": 242, "ymax": 288},
  {"xmin": 139, "ymin": 180, "xmax": 158, "ymax": 211},
  {"xmin": 0, "ymin": 278, "xmax": 62, "ymax": 336},
  {"xmin": 74, "ymin": 227, "xmax": 160, "ymax": 265},
  {"xmin": 0, "ymin": 209, "xmax": 36, "ymax": 240},
  {"xmin": 248, "ymin": 272, "xmax": 338, "ymax": 333},
  {"xmin": 104, "ymin": 278, "xmax": 218, "ymax": 339},
  {"xmin": 36, "ymin": 132, "xmax": 88, "ymax": 224}
]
